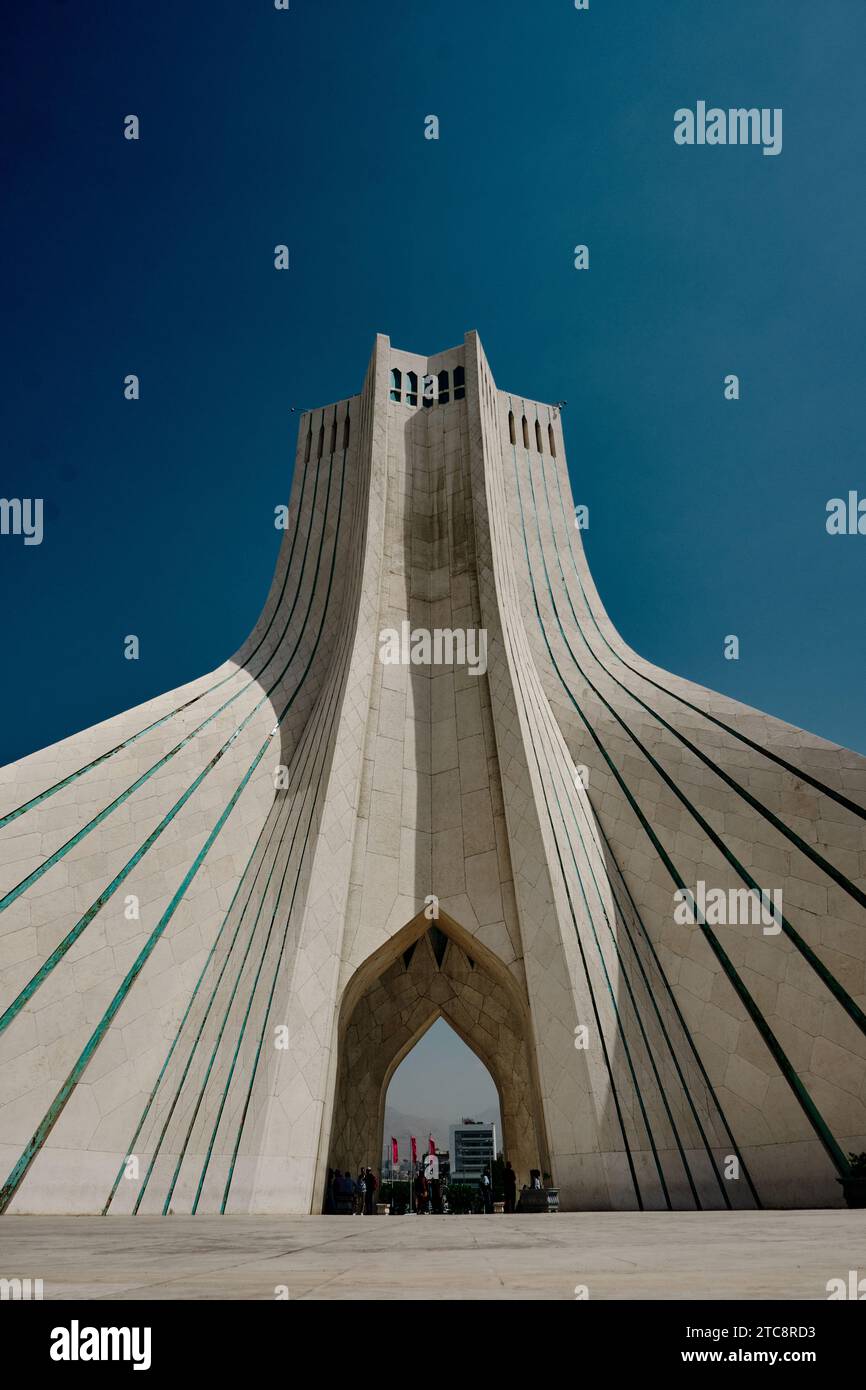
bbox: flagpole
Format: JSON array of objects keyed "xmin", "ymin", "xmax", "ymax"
[{"xmin": 390, "ymin": 1136, "xmax": 396, "ymax": 1213}]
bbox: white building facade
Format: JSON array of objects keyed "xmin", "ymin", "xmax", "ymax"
[{"xmin": 449, "ymin": 1121, "xmax": 497, "ymax": 1183}]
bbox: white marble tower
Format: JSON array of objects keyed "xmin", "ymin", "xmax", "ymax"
[{"xmin": 2, "ymin": 332, "xmax": 865, "ymax": 1215}]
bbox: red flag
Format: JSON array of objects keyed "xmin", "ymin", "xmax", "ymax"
[
  {"xmin": 391, "ymin": 1137, "xmax": 398, "ymax": 1164},
  {"xmin": 428, "ymin": 1135, "xmax": 435, "ymax": 1155},
  {"xmin": 410, "ymin": 1135, "xmax": 417, "ymax": 1164}
]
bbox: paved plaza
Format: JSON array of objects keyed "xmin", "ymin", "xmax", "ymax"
[{"xmin": 2, "ymin": 1211, "xmax": 864, "ymax": 1300}]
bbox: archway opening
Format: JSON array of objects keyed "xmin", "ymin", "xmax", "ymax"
[
  {"xmin": 322, "ymin": 912, "xmax": 548, "ymax": 1214},
  {"xmin": 382, "ymin": 1016, "xmax": 503, "ymax": 1212}
]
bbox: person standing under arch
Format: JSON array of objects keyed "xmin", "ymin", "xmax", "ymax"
[{"xmin": 503, "ymin": 1161, "xmax": 517, "ymax": 1214}]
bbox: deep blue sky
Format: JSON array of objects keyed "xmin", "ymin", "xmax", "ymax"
[{"xmin": 3, "ymin": 0, "xmax": 865, "ymax": 771}]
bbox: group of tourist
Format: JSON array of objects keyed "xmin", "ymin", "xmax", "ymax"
[
  {"xmin": 413, "ymin": 1160, "xmax": 521, "ymax": 1213},
  {"xmin": 324, "ymin": 1160, "xmax": 532, "ymax": 1214},
  {"xmin": 324, "ymin": 1166, "xmax": 378, "ymax": 1215}
]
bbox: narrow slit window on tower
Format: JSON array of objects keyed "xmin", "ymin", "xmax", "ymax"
[
  {"xmin": 453, "ymin": 365, "xmax": 465, "ymax": 400},
  {"xmin": 343, "ymin": 410, "xmax": 351, "ymax": 449},
  {"xmin": 535, "ymin": 418, "xmax": 543, "ymax": 453},
  {"xmin": 317, "ymin": 418, "xmax": 325, "ymax": 458},
  {"xmin": 437, "ymin": 369, "xmax": 450, "ymax": 405},
  {"xmin": 406, "ymin": 370, "xmax": 418, "ymax": 406},
  {"xmin": 508, "ymin": 410, "xmax": 515, "ymax": 445},
  {"xmin": 548, "ymin": 422, "xmax": 556, "ymax": 456},
  {"xmin": 521, "ymin": 415, "xmax": 529, "ymax": 449},
  {"xmin": 330, "ymin": 409, "xmax": 338, "ymax": 455},
  {"xmin": 304, "ymin": 419, "xmax": 312, "ymax": 464},
  {"xmin": 390, "ymin": 367, "xmax": 402, "ymax": 403}
]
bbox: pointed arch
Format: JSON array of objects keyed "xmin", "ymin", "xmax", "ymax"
[{"xmin": 321, "ymin": 908, "xmax": 549, "ymax": 1205}]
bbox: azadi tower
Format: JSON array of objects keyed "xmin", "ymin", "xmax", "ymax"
[{"xmin": 1, "ymin": 333, "xmax": 865, "ymax": 1217}]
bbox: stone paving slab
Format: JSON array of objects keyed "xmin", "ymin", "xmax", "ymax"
[{"xmin": 1, "ymin": 1212, "xmax": 864, "ymax": 1300}]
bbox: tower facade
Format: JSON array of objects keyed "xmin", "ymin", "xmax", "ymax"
[{"xmin": 1, "ymin": 332, "xmax": 865, "ymax": 1216}]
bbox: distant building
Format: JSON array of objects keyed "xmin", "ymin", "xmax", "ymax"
[{"xmin": 449, "ymin": 1119, "xmax": 496, "ymax": 1183}]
